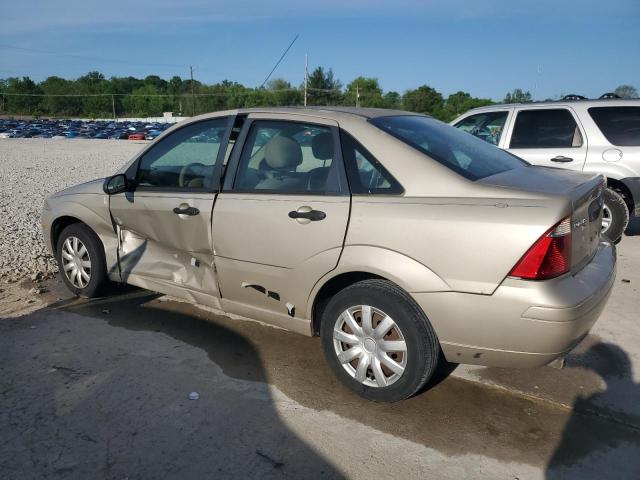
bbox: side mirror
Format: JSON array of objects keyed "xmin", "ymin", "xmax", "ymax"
[{"xmin": 103, "ymin": 174, "xmax": 129, "ymax": 195}]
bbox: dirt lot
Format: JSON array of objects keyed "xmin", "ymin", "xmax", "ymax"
[{"xmin": 1, "ymin": 139, "xmax": 640, "ymax": 479}]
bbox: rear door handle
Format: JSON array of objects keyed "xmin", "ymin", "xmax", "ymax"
[
  {"xmin": 288, "ymin": 208, "xmax": 326, "ymax": 221},
  {"xmin": 550, "ymin": 155, "xmax": 574, "ymax": 163},
  {"xmin": 173, "ymin": 205, "xmax": 200, "ymax": 216}
]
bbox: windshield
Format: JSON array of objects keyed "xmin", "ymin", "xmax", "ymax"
[
  {"xmin": 588, "ymin": 107, "xmax": 640, "ymax": 147},
  {"xmin": 370, "ymin": 115, "xmax": 527, "ymax": 180}
]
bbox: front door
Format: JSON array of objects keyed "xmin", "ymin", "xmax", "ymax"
[
  {"xmin": 109, "ymin": 117, "xmax": 231, "ymax": 300},
  {"xmin": 212, "ymin": 115, "xmax": 350, "ymax": 322},
  {"xmin": 506, "ymin": 107, "xmax": 588, "ymax": 171}
]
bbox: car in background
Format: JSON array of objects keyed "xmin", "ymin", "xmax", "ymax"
[
  {"xmin": 0, "ymin": 119, "xmax": 172, "ymax": 140},
  {"xmin": 128, "ymin": 132, "xmax": 146, "ymax": 140},
  {"xmin": 452, "ymin": 96, "xmax": 640, "ymax": 243},
  {"xmin": 42, "ymin": 107, "xmax": 615, "ymax": 402}
]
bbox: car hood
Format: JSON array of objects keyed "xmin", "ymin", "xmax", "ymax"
[{"xmin": 51, "ymin": 178, "xmax": 105, "ymax": 198}]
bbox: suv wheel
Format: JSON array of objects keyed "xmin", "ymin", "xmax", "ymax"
[
  {"xmin": 320, "ymin": 279, "xmax": 440, "ymax": 402},
  {"xmin": 56, "ymin": 223, "xmax": 108, "ymax": 298},
  {"xmin": 602, "ymin": 188, "xmax": 629, "ymax": 243}
]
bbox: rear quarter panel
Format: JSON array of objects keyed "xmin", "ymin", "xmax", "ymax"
[{"xmin": 345, "ymin": 195, "xmax": 568, "ymax": 294}]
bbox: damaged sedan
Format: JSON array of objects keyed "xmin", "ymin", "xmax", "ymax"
[{"xmin": 41, "ymin": 107, "xmax": 616, "ymax": 402}]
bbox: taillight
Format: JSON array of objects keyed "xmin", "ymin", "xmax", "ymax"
[{"xmin": 509, "ymin": 217, "xmax": 572, "ymax": 280}]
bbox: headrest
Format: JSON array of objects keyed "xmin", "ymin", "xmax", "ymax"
[
  {"xmin": 264, "ymin": 136, "xmax": 302, "ymax": 170},
  {"xmin": 312, "ymin": 132, "xmax": 334, "ymax": 160}
]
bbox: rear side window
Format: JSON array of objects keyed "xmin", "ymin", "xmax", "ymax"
[
  {"xmin": 340, "ymin": 131, "xmax": 403, "ymax": 195},
  {"xmin": 370, "ymin": 115, "xmax": 527, "ymax": 181},
  {"xmin": 510, "ymin": 109, "xmax": 582, "ymax": 148},
  {"xmin": 454, "ymin": 111, "xmax": 508, "ymax": 146},
  {"xmin": 589, "ymin": 107, "xmax": 640, "ymax": 146}
]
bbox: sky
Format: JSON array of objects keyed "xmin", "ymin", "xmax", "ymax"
[{"xmin": 0, "ymin": 0, "xmax": 638, "ymax": 101}]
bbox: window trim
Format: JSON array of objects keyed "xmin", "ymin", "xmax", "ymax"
[
  {"xmin": 222, "ymin": 118, "xmax": 349, "ymax": 196},
  {"xmin": 131, "ymin": 116, "xmax": 234, "ymax": 193},
  {"xmin": 508, "ymin": 107, "xmax": 585, "ymax": 150},
  {"xmin": 339, "ymin": 129, "xmax": 404, "ymax": 196}
]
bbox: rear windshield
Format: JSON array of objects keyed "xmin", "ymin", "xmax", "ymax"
[
  {"xmin": 370, "ymin": 115, "xmax": 527, "ymax": 180},
  {"xmin": 588, "ymin": 107, "xmax": 640, "ymax": 146}
]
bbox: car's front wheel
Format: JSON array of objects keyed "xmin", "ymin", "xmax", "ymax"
[
  {"xmin": 56, "ymin": 223, "xmax": 108, "ymax": 298},
  {"xmin": 601, "ymin": 188, "xmax": 629, "ymax": 243},
  {"xmin": 320, "ymin": 279, "xmax": 440, "ymax": 402}
]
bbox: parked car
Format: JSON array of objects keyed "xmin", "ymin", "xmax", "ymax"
[
  {"xmin": 41, "ymin": 107, "xmax": 615, "ymax": 402},
  {"xmin": 451, "ymin": 97, "xmax": 640, "ymax": 243},
  {"xmin": 128, "ymin": 133, "xmax": 146, "ymax": 140}
]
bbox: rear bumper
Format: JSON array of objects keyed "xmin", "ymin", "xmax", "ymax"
[
  {"xmin": 412, "ymin": 241, "xmax": 616, "ymax": 368},
  {"xmin": 620, "ymin": 177, "xmax": 640, "ymax": 216}
]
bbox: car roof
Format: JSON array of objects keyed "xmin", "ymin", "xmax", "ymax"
[
  {"xmin": 186, "ymin": 106, "xmax": 424, "ymax": 124},
  {"xmin": 465, "ymin": 98, "xmax": 640, "ymax": 113}
]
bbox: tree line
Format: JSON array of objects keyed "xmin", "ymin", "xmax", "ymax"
[{"xmin": 0, "ymin": 68, "xmax": 637, "ymax": 121}]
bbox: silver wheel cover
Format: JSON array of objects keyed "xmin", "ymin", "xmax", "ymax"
[
  {"xmin": 61, "ymin": 236, "xmax": 92, "ymax": 289},
  {"xmin": 333, "ymin": 305, "xmax": 407, "ymax": 388}
]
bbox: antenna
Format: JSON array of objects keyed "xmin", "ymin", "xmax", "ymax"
[{"xmin": 261, "ymin": 34, "xmax": 299, "ymax": 88}]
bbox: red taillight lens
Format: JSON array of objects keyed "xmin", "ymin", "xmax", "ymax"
[{"xmin": 509, "ymin": 217, "xmax": 572, "ymax": 280}]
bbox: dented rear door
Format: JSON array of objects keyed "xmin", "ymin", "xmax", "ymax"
[{"xmin": 109, "ymin": 116, "xmax": 233, "ymax": 299}]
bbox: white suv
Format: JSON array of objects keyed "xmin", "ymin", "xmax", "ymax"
[{"xmin": 452, "ymin": 98, "xmax": 640, "ymax": 242}]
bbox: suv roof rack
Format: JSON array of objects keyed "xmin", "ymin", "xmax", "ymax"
[
  {"xmin": 561, "ymin": 94, "xmax": 588, "ymax": 101},
  {"xmin": 599, "ymin": 92, "xmax": 621, "ymax": 99}
]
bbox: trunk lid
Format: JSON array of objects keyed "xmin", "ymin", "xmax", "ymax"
[{"xmin": 479, "ymin": 165, "xmax": 605, "ymax": 272}]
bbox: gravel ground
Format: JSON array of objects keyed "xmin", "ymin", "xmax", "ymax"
[{"xmin": 0, "ymin": 139, "xmax": 146, "ymax": 283}]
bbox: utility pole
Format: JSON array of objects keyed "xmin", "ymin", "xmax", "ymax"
[
  {"xmin": 304, "ymin": 54, "xmax": 308, "ymax": 107},
  {"xmin": 111, "ymin": 94, "xmax": 116, "ymax": 120},
  {"xmin": 189, "ymin": 65, "xmax": 196, "ymax": 116},
  {"xmin": 356, "ymin": 85, "xmax": 360, "ymax": 108}
]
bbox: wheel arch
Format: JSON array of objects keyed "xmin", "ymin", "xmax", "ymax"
[
  {"xmin": 51, "ymin": 215, "xmax": 84, "ymax": 254},
  {"xmin": 308, "ymin": 246, "xmax": 451, "ymax": 336},
  {"xmin": 607, "ymin": 177, "xmax": 634, "ymax": 211}
]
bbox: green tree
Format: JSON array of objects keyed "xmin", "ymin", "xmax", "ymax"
[
  {"xmin": 266, "ymin": 78, "xmax": 303, "ymax": 106},
  {"xmin": 306, "ymin": 67, "xmax": 342, "ymax": 105},
  {"xmin": 382, "ymin": 91, "xmax": 401, "ymax": 109},
  {"xmin": 4, "ymin": 76, "xmax": 42, "ymax": 114},
  {"xmin": 343, "ymin": 77, "xmax": 384, "ymax": 107},
  {"xmin": 503, "ymin": 88, "xmax": 532, "ymax": 103},
  {"xmin": 402, "ymin": 85, "xmax": 444, "ymax": 116},
  {"xmin": 442, "ymin": 91, "xmax": 494, "ymax": 122},
  {"xmin": 614, "ymin": 84, "xmax": 638, "ymax": 99}
]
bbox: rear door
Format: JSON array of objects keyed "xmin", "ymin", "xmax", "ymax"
[
  {"xmin": 505, "ymin": 107, "xmax": 587, "ymax": 170},
  {"xmin": 109, "ymin": 117, "xmax": 232, "ymax": 299},
  {"xmin": 212, "ymin": 113, "xmax": 350, "ymax": 321}
]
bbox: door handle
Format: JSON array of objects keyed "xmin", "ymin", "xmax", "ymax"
[
  {"xmin": 288, "ymin": 208, "xmax": 326, "ymax": 221},
  {"xmin": 173, "ymin": 205, "xmax": 200, "ymax": 216},
  {"xmin": 550, "ymin": 155, "xmax": 574, "ymax": 163}
]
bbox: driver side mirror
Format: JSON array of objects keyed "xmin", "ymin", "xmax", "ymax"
[{"xmin": 103, "ymin": 174, "xmax": 130, "ymax": 195}]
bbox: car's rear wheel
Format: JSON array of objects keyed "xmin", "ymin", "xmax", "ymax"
[
  {"xmin": 320, "ymin": 279, "xmax": 439, "ymax": 402},
  {"xmin": 601, "ymin": 188, "xmax": 629, "ymax": 243},
  {"xmin": 56, "ymin": 223, "xmax": 108, "ymax": 298}
]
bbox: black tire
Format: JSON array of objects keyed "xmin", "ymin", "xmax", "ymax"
[
  {"xmin": 602, "ymin": 188, "xmax": 629, "ymax": 243},
  {"xmin": 56, "ymin": 223, "xmax": 108, "ymax": 298},
  {"xmin": 320, "ymin": 279, "xmax": 440, "ymax": 402}
]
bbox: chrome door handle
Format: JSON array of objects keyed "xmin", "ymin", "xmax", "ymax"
[{"xmin": 550, "ymin": 156, "xmax": 574, "ymax": 163}]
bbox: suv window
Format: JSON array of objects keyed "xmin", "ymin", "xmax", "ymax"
[
  {"xmin": 137, "ymin": 118, "xmax": 228, "ymax": 190},
  {"xmin": 370, "ymin": 115, "xmax": 527, "ymax": 181},
  {"xmin": 454, "ymin": 111, "xmax": 508, "ymax": 146},
  {"xmin": 510, "ymin": 109, "xmax": 582, "ymax": 148},
  {"xmin": 233, "ymin": 120, "xmax": 342, "ymax": 194},
  {"xmin": 589, "ymin": 107, "xmax": 640, "ymax": 146},
  {"xmin": 340, "ymin": 131, "xmax": 403, "ymax": 194}
]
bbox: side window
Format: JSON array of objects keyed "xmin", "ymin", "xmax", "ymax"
[
  {"xmin": 137, "ymin": 118, "xmax": 228, "ymax": 190},
  {"xmin": 454, "ymin": 111, "xmax": 508, "ymax": 146},
  {"xmin": 340, "ymin": 131, "xmax": 403, "ymax": 195},
  {"xmin": 233, "ymin": 120, "xmax": 342, "ymax": 194},
  {"xmin": 510, "ymin": 109, "xmax": 582, "ymax": 149}
]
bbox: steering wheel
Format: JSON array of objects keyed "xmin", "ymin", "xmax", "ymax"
[{"xmin": 179, "ymin": 162, "xmax": 206, "ymax": 187}]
